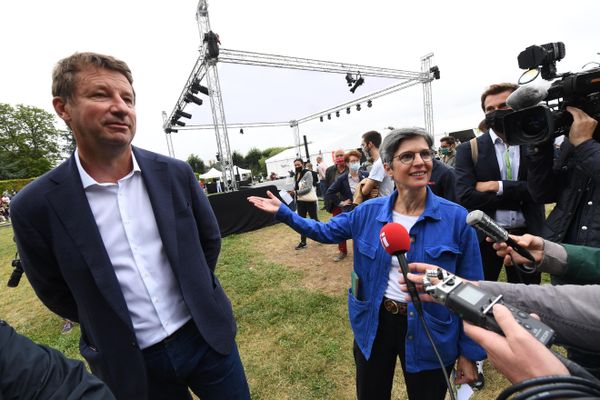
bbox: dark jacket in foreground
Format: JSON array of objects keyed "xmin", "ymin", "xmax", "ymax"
[
  {"xmin": 10, "ymin": 147, "xmax": 236, "ymax": 399},
  {"xmin": 0, "ymin": 320, "xmax": 115, "ymax": 399},
  {"xmin": 526, "ymin": 138, "xmax": 600, "ymax": 248}
]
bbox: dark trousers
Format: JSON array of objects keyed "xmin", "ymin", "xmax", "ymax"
[
  {"xmin": 353, "ymin": 304, "xmax": 452, "ymax": 400},
  {"xmin": 297, "ymin": 200, "xmax": 319, "ymax": 244},
  {"xmin": 142, "ymin": 320, "xmax": 250, "ymax": 400},
  {"xmin": 479, "ymin": 236, "xmax": 541, "ymax": 284}
]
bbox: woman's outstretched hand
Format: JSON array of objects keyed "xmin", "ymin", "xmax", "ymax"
[{"xmin": 247, "ymin": 190, "xmax": 282, "ymax": 214}]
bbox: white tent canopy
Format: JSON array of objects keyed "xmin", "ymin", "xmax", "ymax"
[
  {"xmin": 199, "ymin": 166, "xmax": 252, "ymax": 180},
  {"xmin": 199, "ymin": 167, "xmax": 223, "ymax": 180},
  {"xmin": 264, "ymin": 131, "xmax": 370, "ymax": 179}
]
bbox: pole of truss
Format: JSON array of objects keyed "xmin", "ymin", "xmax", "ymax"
[
  {"xmin": 161, "ymin": 111, "xmax": 176, "ymax": 157},
  {"xmin": 289, "ymin": 120, "xmax": 301, "ymax": 157},
  {"xmin": 421, "ymin": 53, "xmax": 435, "ymax": 137},
  {"xmin": 197, "ymin": 1, "xmax": 237, "ymax": 191}
]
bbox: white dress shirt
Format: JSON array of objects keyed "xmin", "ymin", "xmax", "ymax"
[
  {"xmin": 489, "ymin": 130, "xmax": 526, "ymax": 229},
  {"xmin": 75, "ymin": 149, "xmax": 190, "ymax": 349}
]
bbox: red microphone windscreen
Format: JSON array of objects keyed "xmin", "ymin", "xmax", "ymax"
[{"xmin": 379, "ymin": 223, "xmax": 411, "ymax": 255}]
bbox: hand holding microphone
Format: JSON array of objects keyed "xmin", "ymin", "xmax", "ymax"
[{"xmin": 466, "ymin": 210, "xmax": 537, "ymax": 269}]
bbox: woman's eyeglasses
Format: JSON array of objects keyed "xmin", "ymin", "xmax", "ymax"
[{"xmin": 392, "ymin": 150, "xmax": 434, "ymax": 165}]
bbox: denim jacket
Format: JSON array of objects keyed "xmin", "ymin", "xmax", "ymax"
[{"xmin": 276, "ymin": 187, "xmax": 486, "ymax": 372}]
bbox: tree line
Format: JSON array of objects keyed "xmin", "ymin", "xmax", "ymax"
[
  {"xmin": 186, "ymin": 147, "xmax": 289, "ymax": 178},
  {"xmin": 0, "ymin": 102, "xmax": 288, "ymax": 182}
]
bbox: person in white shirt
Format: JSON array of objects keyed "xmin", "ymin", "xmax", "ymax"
[
  {"xmin": 11, "ymin": 52, "xmax": 249, "ymax": 400},
  {"xmin": 360, "ymin": 130, "xmax": 395, "ymax": 198}
]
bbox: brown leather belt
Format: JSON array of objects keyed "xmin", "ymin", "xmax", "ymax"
[{"xmin": 383, "ymin": 297, "xmax": 408, "ymax": 315}]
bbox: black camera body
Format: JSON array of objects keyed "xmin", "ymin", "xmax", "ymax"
[
  {"xmin": 504, "ymin": 42, "xmax": 600, "ymax": 145},
  {"xmin": 7, "ymin": 254, "xmax": 23, "ymax": 288}
]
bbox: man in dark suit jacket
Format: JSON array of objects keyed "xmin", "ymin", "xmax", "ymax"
[
  {"xmin": 455, "ymin": 82, "xmax": 545, "ymax": 285},
  {"xmin": 10, "ymin": 52, "xmax": 249, "ymax": 400}
]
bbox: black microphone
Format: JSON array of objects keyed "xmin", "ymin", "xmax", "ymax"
[
  {"xmin": 506, "ymin": 84, "xmax": 549, "ymax": 111},
  {"xmin": 466, "ymin": 210, "xmax": 536, "ymax": 264},
  {"xmin": 379, "ymin": 223, "xmax": 423, "ymax": 314}
]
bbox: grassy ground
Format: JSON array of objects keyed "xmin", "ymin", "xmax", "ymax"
[{"xmin": 0, "ymin": 217, "xmax": 525, "ymax": 399}]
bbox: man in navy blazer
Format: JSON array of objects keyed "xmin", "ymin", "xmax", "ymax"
[
  {"xmin": 10, "ymin": 52, "xmax": 250, "ymax": 400},
  {"xmin": 455, "ymin": 82, "xmax": 545, "ymax": 285}
]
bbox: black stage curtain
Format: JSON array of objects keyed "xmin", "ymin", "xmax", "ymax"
[{"xmin": 208, "ymin": 185, "xmax": 280, "ymax": 237}]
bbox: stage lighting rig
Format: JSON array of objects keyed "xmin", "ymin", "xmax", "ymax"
[
  {"xmin": 367, "ymin": 100, "xmax": 372, "ymax": 108},
  {"xmin": 345, "ymin": 72, "xmax": 356, "ymax": 87},
  {"xmin": 184, "ymin": 93, "xmax": 203, "ymax": 106},
  {"xmin": 356, "ymin": 104, "xmax": 361, "ymax": 111},
  {"xmin": 327, "ymin": 113, "xmax": 331, "ymax": 120},
  {"xmin": 320, "ymin": 116, "xmax": 324, "ymax": 122},
  {"xmin": 336, "ymin": 111, "xmax": 340, "ymax": 117},
  {"xmin": 430, "ymin": 66, "xmax": 440, "ymax": 80},
  {"xmin": 190, "ymin": 81, "xmax": 210, "ymax": 96},
  {"xmin": 350, "ymin": 72, "xmax": 364, "ymax": 93},
  {"xmin": 171, "ymin": 119, "xmax": 186, "ymax": 127},
  {"xmin": 239, "ymin": 128, "xmax": 244, "ymax": 134},
  {"xmin": 175, "ymin": 109, "xmax": 192, "ymax": 119},
  {"xmin": 346, "ymin": 107, "xmax": 351, "ymax": 114},
  {"xmin": 165, "ymin": 127, "xmax": 178, "ymax": 133}
]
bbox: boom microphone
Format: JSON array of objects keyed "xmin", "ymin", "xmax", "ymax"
[
  {"xmin": 379, "ymin": 223, "xmax": 423, "ymax": 313},
  {"xmin": 506, "ymin": 84, "xmax": 549, "ymax": 110},
  {"xmin": 466, "ymin": 210, "xmax": 536, "ymax": 264}
]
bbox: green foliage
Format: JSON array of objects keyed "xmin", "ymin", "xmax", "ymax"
[
  {"xmin": 186, "ymin": 153, "xmax": 207, "ymax": 174},
  {"xmin": 262, "ymin": 146, "xmax": 289, "ymax": 158},
  {"xmin": 0, "ymin": 104, "xmax": 68, "ymax": 179},
  {"xmin": 0, "ymin": 178, "xmax": 35, "ymax": 194},
  {"xmin": 232, "ymin": 151, "xmax": 246, "ymax": 168},
  {"xmin": 245, "ymin": 148, "xmax": 265, "ymax": 177}
]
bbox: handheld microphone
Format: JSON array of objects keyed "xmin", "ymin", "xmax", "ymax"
[
  {"xmin": 466, "ymin": 210, "xmax": 536, "ymax": 265},
  {"xmin": 506, "ymin": 84, "xmax": 549, "ymax": 110},
  {"xmin": 379, "ymin": 223, "xmax": 423, "ymax": 313}
]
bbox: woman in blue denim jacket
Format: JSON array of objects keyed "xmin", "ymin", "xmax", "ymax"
[{"xmin": 249, "ymin": 128, "xmax": 485, "ymax": 400}]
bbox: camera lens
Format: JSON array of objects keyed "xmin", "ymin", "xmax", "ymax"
[{"xmin": 521, "ymin": 112, "xmax": 547, "ymax": 139}]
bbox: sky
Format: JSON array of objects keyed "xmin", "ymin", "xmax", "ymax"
[{"xmin": 1, "ymin": 1, "xmax": 598, "ymax": 165}]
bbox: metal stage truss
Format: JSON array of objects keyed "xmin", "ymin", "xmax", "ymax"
[{"xmin": 163, "ymin": 0, "xmax": 440, "ymax": 192}]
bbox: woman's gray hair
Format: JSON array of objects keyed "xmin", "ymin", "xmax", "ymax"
[{"xmin": 380, "ymin": 127, "xmax": 434, "ymax": 165}]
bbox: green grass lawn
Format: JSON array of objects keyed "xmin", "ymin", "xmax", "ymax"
[{"xmin": 0, "ymin": 221, "xmax": 523, "ymax": 399}]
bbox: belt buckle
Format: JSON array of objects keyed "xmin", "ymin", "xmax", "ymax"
[{"xmin": 384, "ymin": 298, "xmax": 406, "ymax": 315}]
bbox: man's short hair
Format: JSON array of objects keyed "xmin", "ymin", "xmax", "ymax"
[
  {"xmin": 344, "ymin": 150, "xmax": 362, "ymax": 163},
  {"xmin": 440, "ymin": 136, "xmax": 456, "ymax": 146},
  {"xmin": 480, "ymin": 83, "xmax": 518, "ymax": 111},
  {"xmin": 52, "ymin": 52, "xmax": 134, "ymax": 101},
  {"xmin": 362, "ymin": 130, "xmax": 382, "ymax": 148}
]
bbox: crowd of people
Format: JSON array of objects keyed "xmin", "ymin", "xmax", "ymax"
[{"xmin": 4, "ymin": 49, "xmax": 599, "ymax": 400}]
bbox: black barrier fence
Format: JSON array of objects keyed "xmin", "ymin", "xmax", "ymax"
[{"xmin": 207, "ymin": 185, "xmax": 282, "ymax": 237}]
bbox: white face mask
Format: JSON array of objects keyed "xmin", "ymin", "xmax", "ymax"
[{"xmin": 349, "ymin": 162, "xmax": 360, "ymax": 172}]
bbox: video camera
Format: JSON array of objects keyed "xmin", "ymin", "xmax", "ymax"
[{"xmin": 503, "ymin": 42, "xmax": 600, "ymax": 145}]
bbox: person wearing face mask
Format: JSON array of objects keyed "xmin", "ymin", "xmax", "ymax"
[
  {"xmin": 323, "ymin": 149, "xmax": 349, "ymax": 256},
  {"xmin": 291, "ymin": 158, "xmax": 319, "ymax": 250},
  {"xmin": 438, "ymin": 136, "xmax": 457, "ymax": 167},
  {"xmin": 454, "ymin": 82, "xmax": 545, "ymax": 287},
  {"xmin": 324, "ymin": 150, "xmax": 368, "ymax": 261}
]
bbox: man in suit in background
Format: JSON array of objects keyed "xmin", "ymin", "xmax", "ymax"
[
  {"xmin": 455, "ymin": 82, "xmax": 545, "ymax": 285},
  {"xmin": 11, "ymin": 52, "xmax": 250, "ymax": 400}
]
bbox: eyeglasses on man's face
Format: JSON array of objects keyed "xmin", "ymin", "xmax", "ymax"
[{"xmin": 392, "ymin": 149, "xmax": 434, "ymax": 165}]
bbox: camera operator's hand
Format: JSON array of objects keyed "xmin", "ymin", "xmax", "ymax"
[
  {"xmin": 463, "ymin": 304, "xmax": 569, "ymax": 384},
  {"xmin": 487, "ymin": 234, "xmax": 544, "ymax": 266},
  {"xmin": 567, "ymin": 106, "xmax": 598, "ymax": 147}
]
